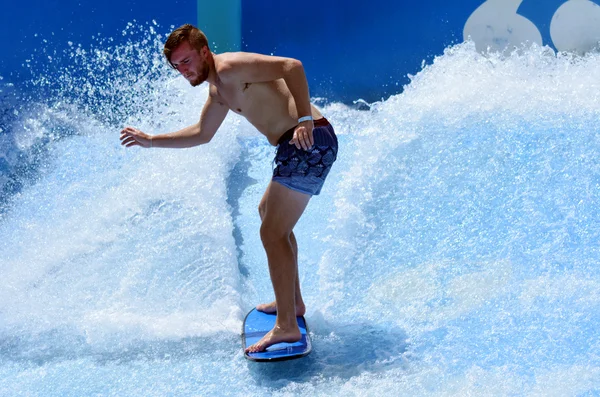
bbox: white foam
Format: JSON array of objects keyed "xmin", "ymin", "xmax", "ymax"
[
  {"xmin": 520, "ymin": 272, "xmax": 600, "ymax": 310},
  {"xmin": 81, "ymin": 301, "xmax": 242, "ymax": 344},
  {"xmin": 365, "ymin": 260, "xmax": 513, "ymax": 331},
  {"xmin": 0, "ymin": 39, "xmax": 243, "ymax": 341}
]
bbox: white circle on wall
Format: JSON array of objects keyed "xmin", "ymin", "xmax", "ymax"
[
  {"xmin": 551, "ymin": 0, "xmax": 600, "ymax": 54},
  {"xmin": 464, "ymin": 0, "xmax": 543, "ymax": 53}
]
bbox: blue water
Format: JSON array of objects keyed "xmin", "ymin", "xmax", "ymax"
[{"xmin": 1, "ymin": 25, "xmax": 600, "ymax": 396}]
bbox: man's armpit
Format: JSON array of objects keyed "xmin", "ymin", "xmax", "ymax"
[{"xmin": 208, "ymin": 86, "xmax": 226, "ymax": 106}]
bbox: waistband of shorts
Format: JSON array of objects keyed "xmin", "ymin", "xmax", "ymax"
[{"xmin": 277, "ymin": 117, "xmax": 330, "ymax": 145}]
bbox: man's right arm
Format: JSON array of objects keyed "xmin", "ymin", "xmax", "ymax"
[{"xmin": 120, "ymin": 94, "xmax": 229, "ymax": 149}]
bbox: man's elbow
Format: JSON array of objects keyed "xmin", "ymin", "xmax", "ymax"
[
  {"xmin": 195, "ymin": 127, "xmax": 217, "ymax": 146},
  {"xmin": 197, "ymin": 134, "xmax": 212, "ymax": 145},
  {"xmin": 186, "ymin": 124, "xmax": 211, "ymax": 147},
  {"xmin": 286, "ymin": 58, "xmax": 303, "ymax": 73}
]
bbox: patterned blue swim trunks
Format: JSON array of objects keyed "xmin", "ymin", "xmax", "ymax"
[{"xmin": 272, "ymin": 117, "xmax": 338, "ymax": 196}]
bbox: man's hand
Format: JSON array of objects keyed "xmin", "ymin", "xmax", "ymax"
[
  {"xmin": 289, "ymin": 120, "xmax": 314, "ymax": 151},
  {"xmin": 120, "ymin": 127, "xmax": 152, "ymax": 148}
]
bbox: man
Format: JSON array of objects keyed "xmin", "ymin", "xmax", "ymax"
[{"xmin": 120, "ymin": 24, "xmax": 338, "ymax": 353}]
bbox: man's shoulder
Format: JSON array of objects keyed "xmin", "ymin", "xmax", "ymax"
[
  {"xmin": 216, "ymin": 51, "xmax": 264, "ymax": 60},
  {"xmin": 215, "ymin": 52, "xmax": 263, "ymax": 69},
  {"xmin": 214, "ymin": 51, "xmax": 285, "ymax": 85},
  {"xmin": 214, "ymin": 53, "xmax": 241, "ymax": 80},
  {"xmin": 218, "ymin": 51, "xmax": 284, "ymax": 67},
  {"xmin": 214, "ymin": 52, "xmax": 258, "ymax": 83}
]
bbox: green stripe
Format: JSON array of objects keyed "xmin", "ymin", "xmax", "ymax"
[{"xmin": 197, "ymin": 0, "xmax": 241, "ymax": 52}]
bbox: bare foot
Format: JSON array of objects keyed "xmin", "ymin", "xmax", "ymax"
[
  {"xmin": 256, "ymin": 300, "xmax": 306, "ymax": 317},
  {"xmin": 245, "ymin": 325, "xmax": 302, "ymax": 353}
]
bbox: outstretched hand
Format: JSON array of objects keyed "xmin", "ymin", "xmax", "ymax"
[
  {"xmin": 289, "ymin": 120, "xmax": 314, "ymax": 151},
  {"xmin": 120, "ymin": 126, "xmax": 152, "ymax": 148}
]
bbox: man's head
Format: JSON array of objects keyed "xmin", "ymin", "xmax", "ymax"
[{"xmin": 164, "ymin": 24, "xmax": 211, "ymax": 86}]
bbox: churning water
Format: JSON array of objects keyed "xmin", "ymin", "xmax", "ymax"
[{"xmin": 1, "ymin": 23, "xmax": 599, "ymax": 396}]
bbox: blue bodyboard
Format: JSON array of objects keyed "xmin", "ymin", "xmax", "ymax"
[{"xmin": 242, "ymin": 308, "xmax": 312, "ymax": 362}]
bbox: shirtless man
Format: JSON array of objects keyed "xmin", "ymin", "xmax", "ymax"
[{"xmin": 120, "ymin": 24, "xmax": 338, "ymax": 352}]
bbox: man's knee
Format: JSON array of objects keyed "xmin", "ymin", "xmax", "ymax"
[
  {"xmin": 258, "ymin": 201, "xmax": 266, "ymax": 221},
  {"xmin": 260, "ymin": 222, "xmax": 290, "ymax": 247}
]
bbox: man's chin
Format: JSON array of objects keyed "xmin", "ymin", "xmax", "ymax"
[{"xmin": 189, "ymin": 78, "xmax": 204, "ymax": 87}]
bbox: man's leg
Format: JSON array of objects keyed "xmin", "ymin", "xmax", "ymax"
[
  {"xmin": 246, "ymin": 181, "xmax": 311, "ymax": 353},
  {"xmin": 289, "ymin": 232, "xmax": 306, "ymax": 315},
  {"xmin": 256, "ymin": 182, "xmax": 307, "ymax": 316},
  {"xmin": 255, "ymin": 230, "xmax": 306, "ymax": 316}
]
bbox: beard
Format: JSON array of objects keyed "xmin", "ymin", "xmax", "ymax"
[{"xmin": 189, "ymin": 61, "xmax": 210, "ymax": 87}]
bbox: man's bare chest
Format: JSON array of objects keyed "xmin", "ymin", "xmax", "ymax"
[{"xmin": 215, "ymin": 83, "xmax": 254, "ymax": 115}]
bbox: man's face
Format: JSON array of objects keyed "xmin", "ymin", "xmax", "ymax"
[{"xmin": 170, "ymin": 41, "xmax": 209, "ymax": 86}]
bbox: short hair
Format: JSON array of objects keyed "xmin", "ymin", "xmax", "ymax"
[{"xmin": 163, "ymin": 24, "xmax": 209, "ymax": 69}]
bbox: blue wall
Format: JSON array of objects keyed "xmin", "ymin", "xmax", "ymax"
[
  {"xmin": 2, "ymin": 0, "xmax": 599, "ymax": 102},
  {"xmin": 0, "ymin": 0, "xmax": 194, "ymax": 82},
  {"xmin": 241, "ymin": 0, "xmax": 578, "ymax": 103},
  {"xmin": 242, "ymin": 0, "xmax": 475, "ymax": 102}
]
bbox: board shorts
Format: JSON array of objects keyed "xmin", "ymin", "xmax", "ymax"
[{"xmin": 272, "ymin": 117, "xmax": 338, "ymax": 196}]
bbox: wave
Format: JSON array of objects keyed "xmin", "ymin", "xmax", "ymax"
[{"xmin": 1, "ymin": 27, "xmax": 600, "ymax": 395}]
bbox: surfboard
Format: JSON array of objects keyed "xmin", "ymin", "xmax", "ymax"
[{"xmin": 242, "ymin": 308, "xmax": 312, "ymax": 362}]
